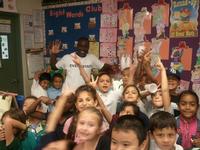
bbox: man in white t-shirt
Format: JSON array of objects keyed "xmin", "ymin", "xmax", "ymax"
[{"xmin": 50, "ymin": 37, "xmax": 107, "ymax": 91}]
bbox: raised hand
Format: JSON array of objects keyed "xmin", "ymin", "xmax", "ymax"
[
  {"xmin": 0, "ymin": 125, "xmax": 5, "ymax": 141},
  {"xmin": 155, "ymin": 56, "xmax": 164, "ymax": 71},
  {"xmin": 89, "ymin": 75, "xmax": 98, "ymax": 89},
  {"xmin": 71, "ymin": 53, "xmax": 81, "ymax": 66},
  {"xmin": 49, "ymin": 40, "xmax": 62, "ymax": 54}
]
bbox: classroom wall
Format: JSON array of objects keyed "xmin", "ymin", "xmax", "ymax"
[{"xmin": 17, "ymin": 0, "xmax": 42, "ymax": 96}]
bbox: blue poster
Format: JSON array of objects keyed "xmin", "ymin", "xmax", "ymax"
[{"xmin": 45, "ymin": 3, "xmax": 102, "ymax": 57}]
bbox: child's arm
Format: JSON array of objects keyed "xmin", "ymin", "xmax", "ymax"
[
  {"xmin": 96, "ymin": 93, "xmax": 112, "ymax": 123},
  {"xmin": 89, "ymin": 77, "xmax": 112, "ymax": 123},
  {"xmin": 3, "ymin": 117, "xmax": 26, "ymax": 145},
  {"xmin": 49, "ymin": 40, "xmax": 62, "ymax": 70},
  {"xmin": 45, "ymin": 91, "xmax": 72, "ymax": 133},
  {"xmin": 156, "ymin": 58, "xmax": 171, "ymax": 112},
  {"xmin": 71, "ymin": 53, "xmax": 90, "ymax": 83},
  {"xmin": 143, "ymin": 51, "xmax": 158, "ymax": 84}
]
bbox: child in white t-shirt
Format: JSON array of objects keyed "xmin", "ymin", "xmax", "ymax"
[{"xmin": 31, "ymin": 71, "xmax": 51, "ymax": 112}]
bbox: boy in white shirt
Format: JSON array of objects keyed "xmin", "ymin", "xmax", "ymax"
[{"xmin": 31, "ymin": 71, "xmax": 51, "ymax": 112}]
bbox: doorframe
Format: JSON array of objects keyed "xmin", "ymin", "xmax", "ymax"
[{"xmin": 0, "ymin": 12, "xmax": 24, "ymax": 95}]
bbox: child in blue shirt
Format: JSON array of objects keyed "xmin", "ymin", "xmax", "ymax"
[{"xmin": 47, "ymin": 73, "xmax": 64, "ymax": 112}]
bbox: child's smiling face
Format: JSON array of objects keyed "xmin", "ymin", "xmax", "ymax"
[{"xmin": 178, "ymin": 94, "xmax": 198, "ymax": 120}]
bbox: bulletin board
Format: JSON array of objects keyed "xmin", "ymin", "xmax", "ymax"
[
  {"xmin": 43, "ymin": 0, "xmax": 200, "ymax": 94},
  {"xmin": 44, "ymin": 3, "xmax": 101, "ymax": 57}
]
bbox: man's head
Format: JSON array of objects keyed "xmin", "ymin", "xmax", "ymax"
[{"xmin": 76, "ymin": 37, "xmax": 89, "ymax": 57}]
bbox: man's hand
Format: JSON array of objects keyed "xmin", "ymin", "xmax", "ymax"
[{"xmin": 49, "ymin": 40, "xmax": 62, "ymax": 54}]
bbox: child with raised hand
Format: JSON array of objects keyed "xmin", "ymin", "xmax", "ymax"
[
  {"xmin": 22, "ymin": 96, "xmax": 46, "ymax": 143},
  {"xmin": 73, "ymin": 107, "xmax": 103, "ymax": 150},
  {"xmin": 144, "ymin": 57, "xmax": 173, "ymax": 117},
  {"xmin": 149, "ymin": 111, "xmax": 183, "ymax": 150},
  {"xmin": 31, "ymin": 71, "xmax": 51, "ymax": 113},
  {"xmin": 110, "ymin": 115, "xmax": 148, "ymax": 150},
  {"xmin": 36, "ymin": 90, "xmax": 75, "ymax": 150},
  {"xmin": 176, "ymin": 90, "xmax": 200, "ymax": 149},
  {"xmin": 0, "ymin": 108, "xmax": 37, "ymax": 150},
  {"xmin": 71, "ymin": 53, "xmax": 120, "ymax": 115}
]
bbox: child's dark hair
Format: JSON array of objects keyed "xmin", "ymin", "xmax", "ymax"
[
  {"xmin": 112, "ymin": 115, "xmax": 147, "ymax": 145},
  {"xmin": 25, "ymin": 95, "xmax": 37, "ymax": 101},
  {"xmin": 97, "ymin": 72, "xmax": 112, "ymax": 83},
  {"xmin": 78, "ymin": 37, "xmax": 89, "ymax": 43},
  {"xmin": 51, "ymin": 73, "xmax": 64, "ymax": 82},
  {"xmin": 1, "ymin": 108, "xmax": 27, "ymax": 140},
  {"xmin": 39, "ymin": 72, "xmax": 51, "ymax": 83},
  {"xmin": 149, "ymin": 111, "xmax": 177, "ymax": 133},
  {"xmin": 74, "ymin": 85, "xmax": 97, "ymax": 103},
  {"xmin": 178, "ymin": 90, "xmax": 199, "ymax": 105},
  {"xmin": 122, "ymin": 84, "xmax": 141, "ymax": 98},
  {"xmin": 120, "ymin": 101, "xmax": 140, "ymax": 116}
]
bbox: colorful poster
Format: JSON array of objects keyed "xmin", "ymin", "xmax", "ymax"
[
  {"xmin": 101, "ymin": 13, "xmax": 118, "ymax": 28},
  {"xmin": 100, "ymin": 28, "xmax": 117, "ymax": 42},
  {"xmin": 170, "ymin": 41, "xmax": 192, "ymax": 73},
  {"xmin": 100, "ymin": 42, "xmax": 116, "ymax": 57},
  {"xmin": 170, "ymin": 0, "xmax": 199, "ymax": 38}
]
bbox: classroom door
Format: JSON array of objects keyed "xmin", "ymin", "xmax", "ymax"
[{"xmin": 0, "ymin": 12, "xmax": 23, "ymax": 94}]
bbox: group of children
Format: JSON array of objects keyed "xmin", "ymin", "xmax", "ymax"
[{"xmin": 0, "ymin": 38, "xmax": 200, "ymax": 150}]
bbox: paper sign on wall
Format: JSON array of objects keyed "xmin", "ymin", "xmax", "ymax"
[
  {"xmin": 100, "ymin": 42, "xmax": 116, "ymax": 57},
  {"xmin": 100, "ymin": 28, "xmax": 117, "ymax": 42},
  {"xmin": 89, "ymin": 42, "xmax": 99, "ymax": 58},
  {"xmin": 101, "ymin": 13, "xmax": 118, "ymax": 28},
  {"xmin": 102, "ymin": 0, "xmax": 117, "ymax": 13}
]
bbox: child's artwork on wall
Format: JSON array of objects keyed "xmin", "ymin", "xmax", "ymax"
[
  {"xmin": 159, "ymin": 38, "xmax": 170, "ymax": 60},
  {"xmin": 101, "ymin": 13, "xmax": 118, "ymax": 28},
  {"xmin": 100, "ymin": 28, "xmax": 117, "ymax": 42},
  {"xmin": 152, "ymin": 1, "xmax": 169, "ymax": 39},
  {"xmin": 117, "ymin": 36, "xmax": 133, "ymax": 57},
  {"xmin": 170, "ymin": 41, "xmax": 192, "ymax": 73},
  {"xmin": 118, "ymin": 3, "xmax": 133, "ymax": 38},
  {"xmin": 100, "ymin": 42, "xmax": 116, "ymax": 57},
  {"xmin": 179, "ymin": 79, "xmax": 190, "ymax": 92},
  {"xmin": 170, "ymin": 0, "xmax": 199, "ymax": 38},
  {"xmin": 100, "ymin": 57, "xmax": 118, "ymax": 65},
  {"xmin": 134, "ymin": 7, "xmax": 151, "ymax": 43},
  {"xmin": 191, "ymin": 41, "xmax": 200, "ymax": 98}
]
